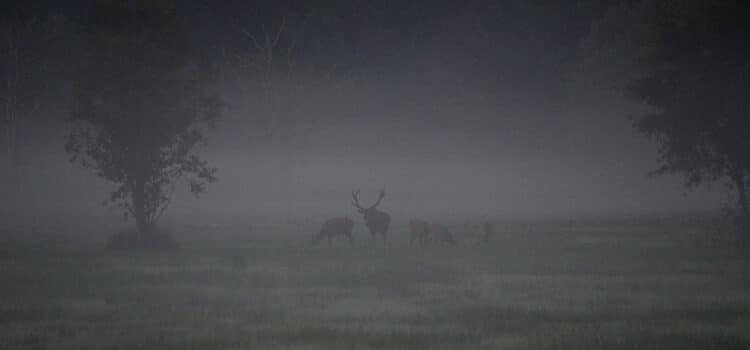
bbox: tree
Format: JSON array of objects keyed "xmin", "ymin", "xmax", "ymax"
[
  {"xmin": 0, "ymin": 4, "xmax": 71, "ymax": 167},
  {"xmin": 580, "ymin": 0, "xmax": 750, "ymax": 233},
  {"xmin": 66, "ymin": 0, "xmax": 222, "ymax": 238},
  {"xmin": 220, "ymin": 3, "xmax": 348, "ymax": 213}
]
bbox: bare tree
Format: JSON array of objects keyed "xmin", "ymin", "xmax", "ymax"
[
  {"xmin": 233, "ymin": 14, "xmax": 296, "ymax": 158},
  {"xmin": 224, "ymin": 6, "xmax": 348, "ymax": 208}
]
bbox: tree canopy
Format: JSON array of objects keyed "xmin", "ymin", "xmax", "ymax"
[
  {"xmin": 65, "ymin": 0, "xmax": 222, "ymax": 238},
  {"xmin": 582, "ymin": 0, "xmax": 750, "ymax": 225}
]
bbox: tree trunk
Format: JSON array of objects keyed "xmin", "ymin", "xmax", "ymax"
[
  {"xmin": 4, "ymin": 103, "xmax": 15, "ymax": 168},
  {"xmin": 132, "ymin": 180, "xmax": 151, "ymax": 235},
  {"xmin": 5, "ymin": 123, "xmax": 10, "ymax": 167},
  {"xmin": 739, "ymin": 183, "xmax": 748, "ymax": 217},
  {"xmin": 733, "ymin": 172, "xmax": 750, "ymax": 243}
]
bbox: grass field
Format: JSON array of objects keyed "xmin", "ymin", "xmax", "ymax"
[{"xmin": 1, "ymin": 216, "xmax": 749, "ymax": 349}]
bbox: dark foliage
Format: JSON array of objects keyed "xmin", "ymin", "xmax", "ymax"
[
  {"xmin": 1, "ymin": 5, "xmax": 74, "ymax": 165},
  {"xmin": 585, "ymin": 0, "xmax": 750, "ymax": 236},
  {"xmin": 65, "ymin": 0, "xmax": 222, "ymax": 239}
]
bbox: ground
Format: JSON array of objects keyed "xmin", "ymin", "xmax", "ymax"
[{"xmin": 1, "ymin": 215, "xmax": 749, "ymax": 349}]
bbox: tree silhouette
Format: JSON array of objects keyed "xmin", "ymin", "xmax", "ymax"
[
  {"xmin": 582, "ymin": 0, "xmax": 750, "ymax": 234},
  {"xmin": 1, "ymin": 4, "xmax": 71, "ymax": 167},
  {"xmin": 66, "ymin": 0, "xmax": 222, "ymax": 238}
]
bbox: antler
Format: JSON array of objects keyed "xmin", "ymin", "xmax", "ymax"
[
  {"xmin": 370, "ymin": 189, "xmax": 385, "ymax": 209},
  {"xmin": 351, "ymin": 189, "xmax": 364, "ymax": 210}
]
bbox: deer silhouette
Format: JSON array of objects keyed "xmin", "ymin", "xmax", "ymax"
[
  {"xmin": 409, "ymin": 219, "xmax": 431, "ymax": 246},
  {"xmin": 352, "ymin": 189, "xmax": 391, "ymax": 243},
  {"xmin": 429, "ymin": 223, "xmax": 457, "ymax": 245},
  {"xmin": 312, "ymin": 217, "xmax": 354, "ymax": 245}
]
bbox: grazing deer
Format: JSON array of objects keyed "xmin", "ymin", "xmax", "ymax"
[
  {"xmin": 409, "ymin": 219, "xmax": 431, "ymax": 246},
  {"xmin": 312, "ymin": 217, "xmax": 354, "ymax": 245},
  {"xmin": 482, "ymin": 222, "xmax": 495, "ymax": 243},
  {"xmin": 429, "ymin": 223, "xmax": 457, "ymax": 245},
  {"xmin": 352, "ymin": 189, "xmax": 391, "ymax": 243}
]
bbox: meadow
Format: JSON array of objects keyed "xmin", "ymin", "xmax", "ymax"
[{"xmin": 1, "ymin": 214, "xmax": 749, "ymax": 349}]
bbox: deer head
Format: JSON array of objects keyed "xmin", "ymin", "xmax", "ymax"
[{"xmin": 351, "ymin": 189, "xmax": 385, "ymax": 215}]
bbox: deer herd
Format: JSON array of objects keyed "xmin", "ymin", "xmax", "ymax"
[{"xmin": 311, "ymin": 189, "xmax": 495, "ymax": 246}]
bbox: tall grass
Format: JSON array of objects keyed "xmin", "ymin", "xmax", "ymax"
[{"xmin": 1, "ymin": 217, "xmax": 748, "ymax": 349}]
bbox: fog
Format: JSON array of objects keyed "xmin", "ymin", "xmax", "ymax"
[
  {"xmin": 3, "ymin": 2, "xmax": 749, "ymax": 349},
  {"xmin": 1, "ymin": 1, "xmax": 727, "ymax": 226},
  {"xmin": 2, "ymin": 76, "xmax": 721, "ymax": 223}
]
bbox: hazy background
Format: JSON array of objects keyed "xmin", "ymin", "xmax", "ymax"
[{"xmin": 0, "ymin": 0, "xmax": 724, "ymax": 227}]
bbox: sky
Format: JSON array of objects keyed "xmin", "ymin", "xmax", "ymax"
[{"xmin": 1, "ymin": 0, "xmax": 723, "ymax": 223}]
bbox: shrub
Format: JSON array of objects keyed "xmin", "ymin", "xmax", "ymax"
[{"xmin": 105, "ymin": 226, "xmax": 178, "ymax": 252}]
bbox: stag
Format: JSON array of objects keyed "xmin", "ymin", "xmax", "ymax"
[
  {"xmin": 409, "ymin": 219, "xmax": 431, "ymax": 246},
  {"xmin": 429, "ymin": 223, "xmax": 457, "ymax": 245},
  {"xmin": 312, "ymin": 217, "xmax": 354, "ymax": 245},
  {"xmin": 352, "ymin": 189, "xmax": 391, "ymax": 243}
]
